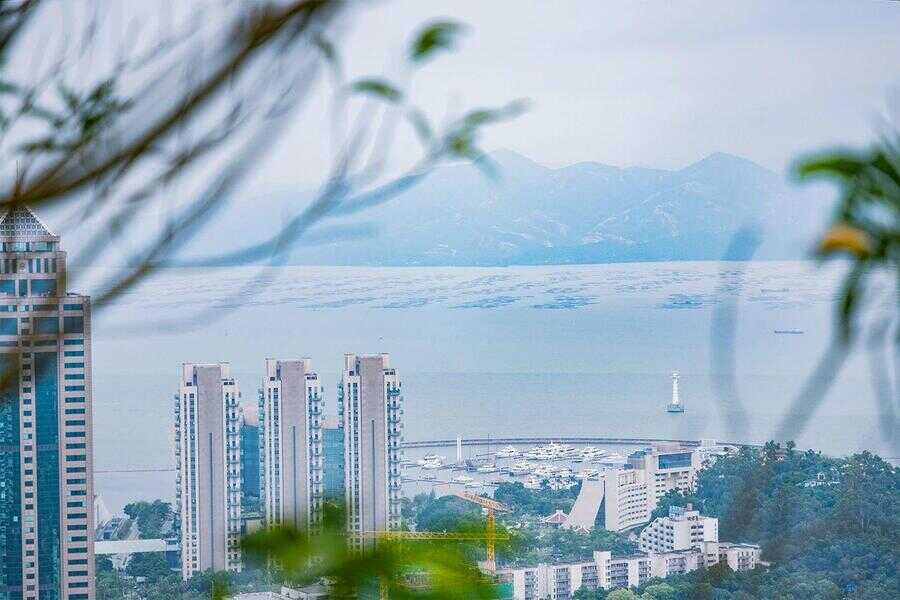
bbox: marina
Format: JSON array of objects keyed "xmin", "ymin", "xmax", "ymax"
[{"xmin": 400, "ymin": 437, "xmax": 745, "ymax": 496}]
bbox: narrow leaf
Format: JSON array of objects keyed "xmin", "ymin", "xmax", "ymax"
[
  {"xmin": 410, "ymin": 20, "xmax": 464, "ymax": 63},
  {"xmin": 351, "ymin": 78, "xmax": 403, "ymax": 103}
]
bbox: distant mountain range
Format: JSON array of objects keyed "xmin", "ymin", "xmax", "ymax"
[{"xmin": 187, "ymin": 149, "xmax": 830, "ymax": 266}]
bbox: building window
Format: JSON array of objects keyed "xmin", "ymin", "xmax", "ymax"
[
  {"xmin": 33, "ymin": 317, "xmax": 58, "ymax": 334},
  {"xmin": 30, "ymin": 279, "xmax": 56, "ymax": 297},
  {"xmin": 63, "ymin": 316, "xmax": 84, "ymax": 334}
]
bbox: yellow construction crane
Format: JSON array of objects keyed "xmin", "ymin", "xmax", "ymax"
[
  {"xmin": 449, "ymin": 490, "xmax": 510, "ymax": 573},
  {"xmin": 355, "ymin": 526, "xmax": 510, "ymax": 600},
  {"xmin": 355, "ymin": 491, "xmax": 510, "ymax": 599}
]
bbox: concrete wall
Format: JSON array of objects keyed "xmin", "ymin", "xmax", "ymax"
[
  {"xmin": 194, "ymin": 365, "xmax": 227, "ymax": 573},
  {"xmin": 357, "ymin": 355, "xmax": 387, "ymax": 534}
]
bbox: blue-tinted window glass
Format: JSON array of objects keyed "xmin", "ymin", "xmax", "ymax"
[
  {"xmin": 34, "ymin": 317, "xmax": 58, "ymax": 335},
  {"xmin": 0, "ymin": 355, "xmax": 22, "ymax": 596},
  {"xmin": 658, "ymin": 452, "xmax": 693, "ymax": 469},
  {"xmin": 324, "ymin": 428, "xmax": 346, "ymax": 499},
  {"xmin": 30, "ymin": 279, "xmax": 56, "ymax": 297},
  {"xmin": 0, "ymin": 318, "xmax": 16, "ymax": 335},
  {"xmin": 0, "ymin": 279, "xmax": 14, "ymax": 295},
  {"xmin": 17, "ymin": 279, "xmax": 27, "ymax": 297},
  {"xmin": 63, "ymin": 317, "xmax": 84, "ymax": 334},
  {"xmin": 35, "ymin": 352, "xmax": 60, "ymax": 599}
]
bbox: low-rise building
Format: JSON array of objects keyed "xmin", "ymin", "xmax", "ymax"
[
  {"xmin": 715, "ymin": 543, "xmax": 762, "ymax": 571},
  {"xmin": 497, "ymin": 540, "xmax": 761, "ymax": 600},
  {"xmin": 638, "ymin": 505, "xmax": 718, "ymax": 554}
]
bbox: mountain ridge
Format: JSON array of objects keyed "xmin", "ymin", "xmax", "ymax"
[{"xmin": 182, "ymin": 149, "xmax": 827, "ymax": 266}]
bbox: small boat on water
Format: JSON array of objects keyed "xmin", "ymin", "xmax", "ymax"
[
  {"xmin": 509, "ymin": 461, "xmax": 532, "ymax": 475},
  {"xmin": 452, "ymin": 475, "xmax": 474, "ymax": 484},
  {"xmin": 496, "ymin": 445, "xmax": 519, "ymax": 458},
  {"xmin": 774, "ymin": 329, "xmax": 804, "ymax": 334},
  {"xmin": 476, "ymin": 464, "xmax": 498, "ymax": 473}
]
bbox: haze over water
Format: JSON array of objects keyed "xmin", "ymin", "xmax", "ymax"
[{"xmin": 84, "ymin": 261, "xmax": 896, "ymax": 512}]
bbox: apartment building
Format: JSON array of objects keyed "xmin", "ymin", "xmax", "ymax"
[
  {"xmin": 498, "ymin": 540, "xmax": 759, "ymax": 600},
  {"xmin": 0, "ymin": 206, "xmax": 96, "ymax": 600},
  {"xmin": 638, "ymin": 505, "xmax": 718, "ymax": 553},
  {"xmin": 338, "ymin": 354, "xmax": 403, "ymax": 545},
  {"xmin": 599, "ymin": 468, "xmax": 651, "ymax": 531},
  {"xmin": 628, "ymin": 444, "xmax": 701, "ymax": 505},
  {"xmin": 565, "ymin": 444, "xmax": 703, "ymax": 533},
  {"xmin": 258, "ymin": 359, "xmax": 324, "ymax": 532},
  {"xmin": 174, "ymin": 363, "xmax": 242, "ymax": 579}
]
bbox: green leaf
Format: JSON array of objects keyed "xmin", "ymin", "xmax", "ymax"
[
  {"xmin": 794, "ymin": 154, "xmax": 866, "ymax": 179},
  {"xmin": 463, "ymin": 99, "xmax": 529, "ymax": 128},
  {"xmin": 351, "ymin": 78, "xmax": 403, "ymax": 103},
  {"xmin": 406, "ymin": 108, "xmax": 434, "ymax": 146},
  {"xmin": 410, "ymin": 20, "xmax": 464, "ymax": 63}
]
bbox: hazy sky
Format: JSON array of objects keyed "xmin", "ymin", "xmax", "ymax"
[
  {"xmin": 14, "ymin": 0, "xmax": 900, "ymax": 231},
  {"xmin": 243, "ymin": 0, "xmax": 900, "ymax": 191}
]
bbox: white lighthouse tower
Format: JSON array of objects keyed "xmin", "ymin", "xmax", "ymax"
[{"xmin": 667, "ymin": 371, "xmax": 685, "ymax": 413}]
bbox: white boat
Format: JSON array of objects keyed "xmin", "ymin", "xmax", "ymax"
[
  {"xmin": 421, "ymin": 460, "xmax": 443, "ymax": 470},
  {"xmin": 509, "ymin": 461, "xmax": 533, "ymax": 475},
  {"xmin": 452, "ymin": 475, "xmax": 474, "ymax": 484},
  {"xmin": 496, "ymin": 445, "xmax": 519, "ymax": 458},
  {"xmin": 422, "ymin": 454, "xmax": 444, "ymax": 462},
  {"xmin": 476, "ymin": 464, "xmax": 498, "ymax": 473},
  {"xmin": 420, "ymin": 474, "xmax": 436, "ymax": 480}
]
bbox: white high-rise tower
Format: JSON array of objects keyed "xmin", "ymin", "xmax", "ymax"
[
  {"xmin": 174, "ymin": 363, "xmax": 243, "ymax": 580},
  {"xmin": 338, "ymin": 353, "xmax": 403, "ymax": 548}
]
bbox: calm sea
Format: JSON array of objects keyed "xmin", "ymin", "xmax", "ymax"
[{"xmin": 80, "ymin": 261, "xmax": 897, "ymax": 513}]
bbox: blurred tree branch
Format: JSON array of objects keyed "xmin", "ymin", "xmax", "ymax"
[{"xmin": 0, "ymin": 0, "xmax": 523, "ymax": 325}]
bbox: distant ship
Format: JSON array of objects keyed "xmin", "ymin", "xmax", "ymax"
[
  {"xmin": 667, "ymin": 371, "xmax": 685, "ymax": 413},
  {"xmin": 774, "ymin": 329, "xmax": 804, "ymax": 334}
]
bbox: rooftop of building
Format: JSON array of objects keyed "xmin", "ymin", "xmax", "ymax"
[{"xmin": 0, "ymin": 205, "xmax": 58, "ymax": 242}]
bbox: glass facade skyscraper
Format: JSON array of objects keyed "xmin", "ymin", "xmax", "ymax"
[
  {"xmin": 322, "ymin": 418, "xmax": 344, "ymax": 500},
  {"xmin": 0, "ymin": 206, "xmax": 95, "ymax": 600}
]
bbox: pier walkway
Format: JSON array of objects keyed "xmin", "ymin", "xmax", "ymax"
[{"xmin": 401, "ymin": 436, "xmax": 759, "ymax": 450}]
